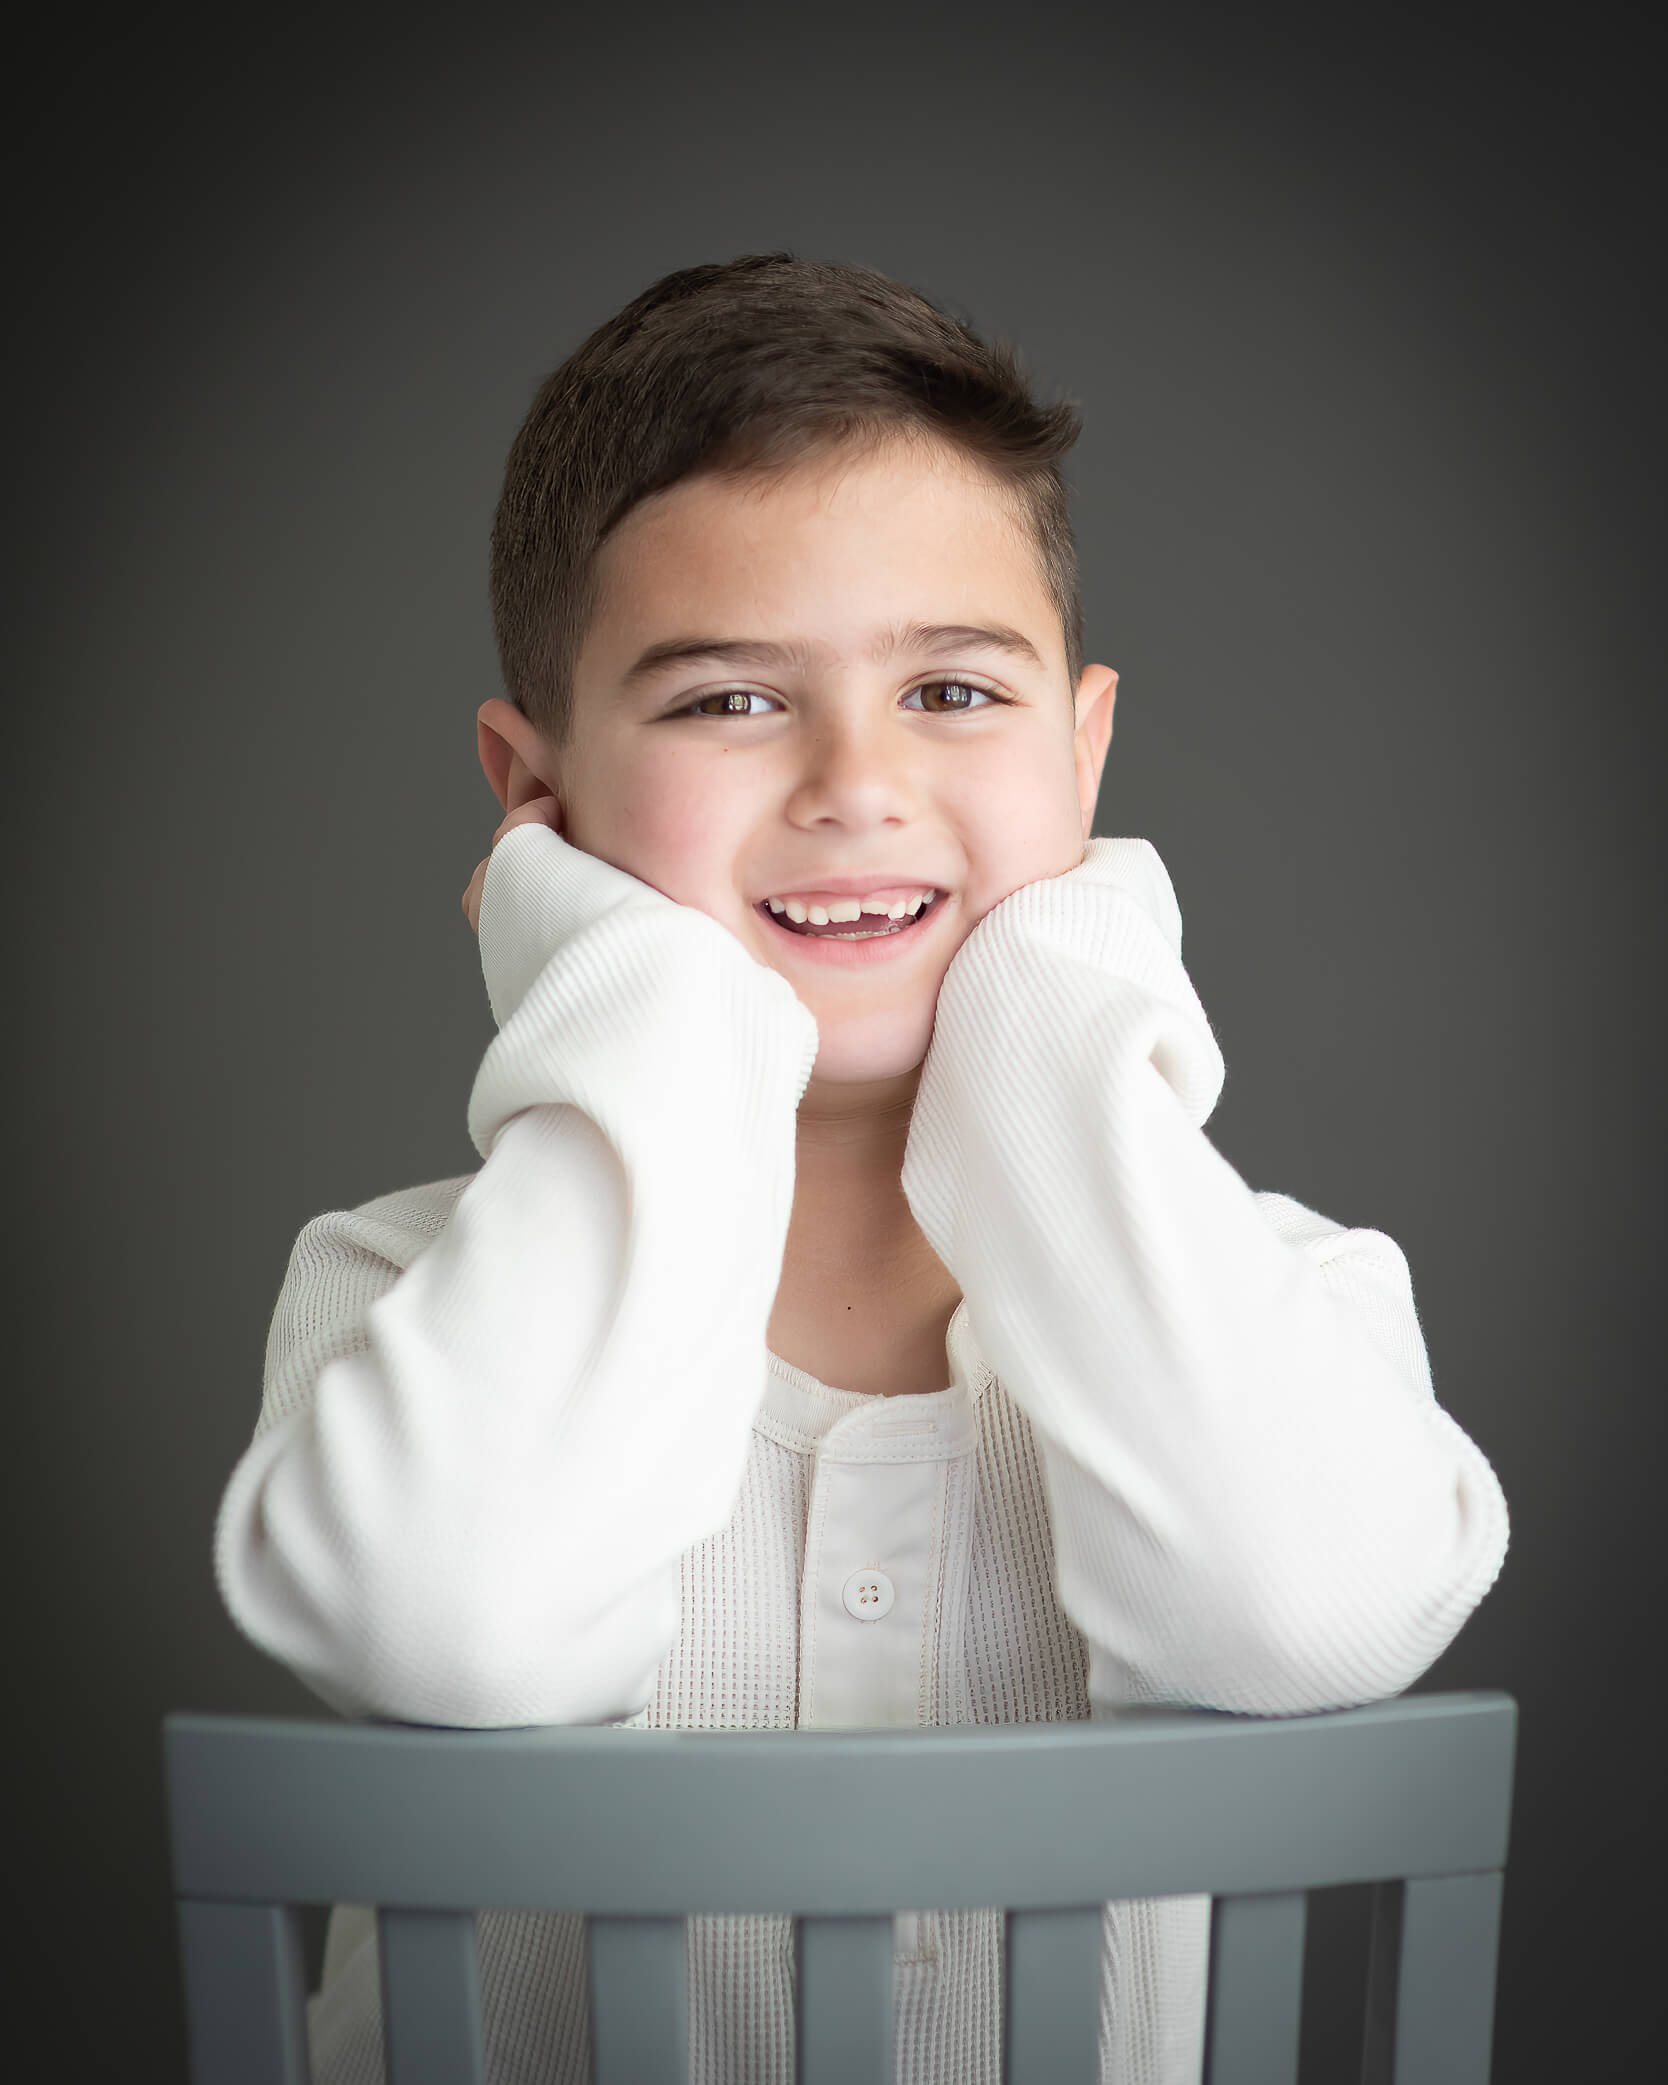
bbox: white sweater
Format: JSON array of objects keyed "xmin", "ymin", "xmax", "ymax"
[{"xmin": 214, "ymin": 825, "xmax": 1510, "ymax": 2085}]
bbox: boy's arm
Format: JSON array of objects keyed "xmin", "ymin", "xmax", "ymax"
[
  {"xmin": 214, "ymin": 824, "xmax": 819, "ymax": 1728},
  {"xmin": 901, "ymin": 839, "xmax": 1509, "ymax": 1718}
]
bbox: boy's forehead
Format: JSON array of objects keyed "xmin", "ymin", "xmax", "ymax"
[
  {"xmin": 647, "ymin": 432, "xmax": 1022, "ymax": 535},
  {"xmin": 589, "ymin": 440, "xmax": 1060, "ymax": 677}
]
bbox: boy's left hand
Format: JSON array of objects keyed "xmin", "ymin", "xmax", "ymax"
[
  {"xmin": 970, "ymin": 838, "xmax": 1187, "ymax": 959},
  {"xmin": 461, "ymin": 794, "xmax": 565, "ymax": 936}
]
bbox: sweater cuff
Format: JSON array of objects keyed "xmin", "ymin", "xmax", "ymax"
[
  {"xmin": 468, "ymin": 830, "xmax": 820, "ymax": 1163},
  {"xmin": 928, "ymin": 837, "xmax": 1225, "ymax": 1127},
  {"xmin": 477, "ymin": 823, "xmax": 682, "ymax": 1031}
]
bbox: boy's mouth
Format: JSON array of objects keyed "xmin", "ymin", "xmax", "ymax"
[{"xmin": 755, "ymin": 889, "xmax": 948, "ymax": 941}]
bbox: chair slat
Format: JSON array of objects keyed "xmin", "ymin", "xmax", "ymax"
[
  {"xmin": 1360, "ymin": 1878, "xmax": 1403, "ymax": 2085},
  {"xmin": 378, "ymin": 1907, "xmax": 485, "ymax": 2085},
  {"xmin": 1003, "ymin": 1904, "xmax": 1105, "ymax": 2084},
  {"xmin": 1380, "ymin": 1871, "xmax": 1504, "ymax": 2085},
  {"xmin": 176, "ymin": 1900, "xmax": 309, "ymax": 2085},
  {"xmin": 1202, "ymin": 1890, "xmax": 1306, "ymax": 2085},
  {"xmin": 589, "ymin": 1916, "xmax": 688, "ymax": 2085},
  {"xmin": 795, "ymin": 1914, "xmax": 894, "ymax": 2085}
]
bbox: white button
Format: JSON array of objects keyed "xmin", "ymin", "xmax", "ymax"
[{"xmin": 842, "ymin": 1567, "xmax": 895, "ymax": 1621}]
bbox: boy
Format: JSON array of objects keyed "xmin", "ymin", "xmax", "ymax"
[{"xmin": 215, "ymin": 253, "xmax": 1510, "ymax": 2085}]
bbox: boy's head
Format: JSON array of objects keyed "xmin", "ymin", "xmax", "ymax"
[{"xmin": 478, "ymin": 255, "xmax": 1116, "ymax": 1103}]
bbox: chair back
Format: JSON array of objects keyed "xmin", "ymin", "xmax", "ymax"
[{"xmin": 162, "ymin": 1688, "xmax": 1515, "ymax": 2085}]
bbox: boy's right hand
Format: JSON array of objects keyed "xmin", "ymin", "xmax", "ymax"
[
  {"xmin": 461, "ymin": 794, "xmax": 564, "ymax": 937},
  {"xmin": 461, "ymin": 791, "xmax": 819, "ymax": 1055},
  {"xmin": 465, "ymin": 802, "xmax": 710, "ymax": 1037}
]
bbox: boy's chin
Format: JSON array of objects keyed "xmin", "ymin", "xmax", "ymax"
[{"xmin": 802, "ymin": 1008, "xmax": 938, "ymax": 1090}]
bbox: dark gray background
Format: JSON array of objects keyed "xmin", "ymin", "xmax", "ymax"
[{"xmin": 9, "ymin": 4, "xmax": 1663, "ymax": 2078}]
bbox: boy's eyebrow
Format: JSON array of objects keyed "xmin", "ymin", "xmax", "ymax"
[{"xmin": 618, "ymin": 620, "xmax": 1046, "ymax": 690}]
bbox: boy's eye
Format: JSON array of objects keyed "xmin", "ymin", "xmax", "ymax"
[
  {"xmin": 680, "ymin": 679, "xmax": 1007, "ymax": 719},
  {"xmin": 681, "ymin": 690, "xmax": 776, "ymax": 718},
  {"xmin": 907, "ymin": 679, "xmax": 1007, "ymax": 714}
]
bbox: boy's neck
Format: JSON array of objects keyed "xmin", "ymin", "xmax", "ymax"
[
  {"xmin": 772, "ymin": 1079, "xmax": 963, "ymax": 1396},
  {"xmin": 789, "ymin": 1073, "xmax": 921, "ymax": 1271}
]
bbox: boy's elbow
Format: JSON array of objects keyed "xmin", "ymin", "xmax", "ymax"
[
  {"xmin": 332, "ymin": 1650, "xmax": 655, "ymax": 1730},
  {"xmin": 215, "ymin": 1450, "xmax": 681, "ymax": 1729},
  {"xmin": 308, "ymin": 1561, "xmax": 678, "ymax": 1729},
  {"xmin": 1205, "ymin": 1494, "xmax": 1510, "ymax": 1713},
  {"xmin": 1084, "ymin": 1473, "xmax": 1510, "ymax": 1718}
]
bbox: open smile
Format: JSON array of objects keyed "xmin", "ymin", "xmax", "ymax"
[{"xmin": 753, "ymin": 889, "xmax": 950, "ymax": 965}]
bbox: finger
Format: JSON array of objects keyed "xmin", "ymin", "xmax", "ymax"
[
  {"xmin": 494, "ymin": 794, "xmax": 562, "ymax": 845},
  {"xmin": 462, "ymin": 859, "xmax": 488, "ymax": 934}
]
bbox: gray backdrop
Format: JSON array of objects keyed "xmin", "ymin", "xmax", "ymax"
[{"xmin": 10, "ymin": 5, "xmax": 1663, "ymax": 2080}]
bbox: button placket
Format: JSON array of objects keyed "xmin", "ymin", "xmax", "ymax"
[{"xmin": 799, "ymin": 1456, "xmax": 937, "ymax": 1727}]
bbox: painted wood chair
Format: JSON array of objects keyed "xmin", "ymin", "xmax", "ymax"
[{"xmin": 162, "ymin": 1687, "xmax": 1515, "ymax": 2084}]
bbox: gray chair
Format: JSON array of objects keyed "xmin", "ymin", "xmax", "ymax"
[{"xmin": 161, "ymin": 1688, "xmax": 1515, "ymax": 2085}]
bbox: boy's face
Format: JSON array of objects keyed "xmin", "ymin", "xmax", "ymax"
[{"xmin": 481, "ymin": 435, "xmax": 1116, "ymax": 1099}]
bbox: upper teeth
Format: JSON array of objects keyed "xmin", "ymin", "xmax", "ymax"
[{"xmin": 765, "ymin": 890, "xmax": 938, "ymax": 925}]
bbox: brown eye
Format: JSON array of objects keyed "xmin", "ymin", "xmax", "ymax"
[
  {"xmin": 687, "ymin": 690, "xmax": 773, "ymax": 717},
  {"xmin": 909, "ymin": 680, "xmax": 1003, "ymax": 714}
]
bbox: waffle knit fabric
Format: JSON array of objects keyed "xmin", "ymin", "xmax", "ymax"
[{"xmin": 214, "ymin": 826, "xmax": 1510, "ymax": 2084}]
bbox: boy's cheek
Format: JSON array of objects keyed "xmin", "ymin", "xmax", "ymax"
[{"xmin": 977, "ymin": 845, "xmax": 1088, "ymax": 921}]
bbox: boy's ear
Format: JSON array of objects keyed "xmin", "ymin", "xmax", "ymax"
[
  {"xmin": 1074, "ymin": 666, "xmax": 1118, "ymax": 838},
  {"xmin": 476, "ymin": 698, "xmax": 563, "ymax": 821}
]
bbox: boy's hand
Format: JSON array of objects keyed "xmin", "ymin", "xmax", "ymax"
[{"xmin": 462, "ymin": 795, "xmax": 563, "ymax": 936}]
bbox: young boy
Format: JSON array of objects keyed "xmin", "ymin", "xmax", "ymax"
[{"xmin": 214, "ymin": 253, "xmax": 1510, "ymax": 2085}]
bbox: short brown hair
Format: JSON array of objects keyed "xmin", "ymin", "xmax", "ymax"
[{"xmin": 489, "ymin": 254, "xmax": 1084, "ymax": 748}]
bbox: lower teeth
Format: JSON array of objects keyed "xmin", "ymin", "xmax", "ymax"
[{"xmin": 791, "ymin": 913, "xmax": 919, "ymax": 940}]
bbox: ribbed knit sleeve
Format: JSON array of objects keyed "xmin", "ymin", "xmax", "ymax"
[
  {"xmin": 899, "ymin": 839, "xmax": 1509, "ymax": 1717},
  {"xmin": 213, "ymin": 825, "xmax": 820, "ymax": 1728}
]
